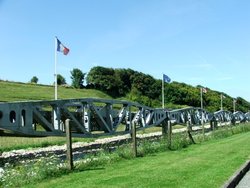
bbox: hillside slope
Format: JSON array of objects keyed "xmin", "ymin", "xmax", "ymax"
[
  {"xmin": 86, "ymin": 66, "xmax": 250, "ymax": 112},
  {"xmin": 0, "ymin": 80, "xmax": 249, "ymax": 112},
  {"xmin": 0, "ymin": 81, "xmax": 112, "ymax": 102}
]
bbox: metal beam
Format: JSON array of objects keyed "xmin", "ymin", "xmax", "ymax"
[{"xmin": 0, "ymin": 98, "xmax": 249, "ymax": 137}]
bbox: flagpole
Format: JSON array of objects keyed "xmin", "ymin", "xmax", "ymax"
[
  {"xmin": 54, "ymin": 37, "xmax": 58, "ymax": 100},
  {"xmin": 200, "ymin": 88, "xmax": 203, "ymax": 109},
  {"xmin": 233, "ymin": 99, "xmax": 236, "ymax": 113},
  {"xmin": 162, "ymin": 75, "xmax": 164, "ymax": 109},
  {"xmin": 200, "ymin": 88, "xmax": 205, "ymax": 140},
  {"xmin": 220, "ymin": 94, "xmax": 223, "ymax": 111}
]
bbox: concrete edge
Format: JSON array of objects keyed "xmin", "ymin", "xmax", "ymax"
[{"xmin": 222, "ymin": 160, "xmax": 250, "ymax": 188}]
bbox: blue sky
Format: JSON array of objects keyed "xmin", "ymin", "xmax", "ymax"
[{"xmin": 0, "ymin": 0, "xmax": 250, "ymax": 101}]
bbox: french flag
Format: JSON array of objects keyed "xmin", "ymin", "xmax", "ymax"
[{"xmin": 56, "ymin": 38, "xmax": 70, "ymax": 55}]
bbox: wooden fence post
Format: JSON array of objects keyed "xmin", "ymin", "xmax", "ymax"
[
  {"xmin": 167, "ymin": 120, "xmax": 172, "ymax": 149},
  {"xmin": 187, "ymin": 121, "xmax": 195, "ymax": 144},
  {"xmin": 202, "ymin": 123, "xmax": 205, "ymax": 140},
  {"xmin": 66, "ymin": 119, "xmax": 73, "ymax": 170},
  {"xmin": 131, "ymin": 121, "xmax": 137, "ymax": 157},
  {"xmin": 162, "ymin": 119, "xmax": 168, "ymax": 139},
  {"xmin": 210, "ymin": 120, "xmax": 214, "ymax": 131}
]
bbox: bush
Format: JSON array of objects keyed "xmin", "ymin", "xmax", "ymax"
[
  {"xmin": 171, "ymin": 133, "xmax": 192, "ymax": 150},
  {"xmin": 137, "ymin": 139, "xmax": 167, "ymax": 156},
  {"xmin": 210, "ymin": 123, "xmax": 250, "ymax": 140}
]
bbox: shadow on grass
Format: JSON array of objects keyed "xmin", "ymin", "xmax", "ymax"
[{"xmin": 76, "ymin": 167, "xmax": 106, "ymax": 172}]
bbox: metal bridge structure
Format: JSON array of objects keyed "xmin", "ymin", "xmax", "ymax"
[{"xmin": 0, "ymin": 98, "xmax": 249, "ymax": 137}]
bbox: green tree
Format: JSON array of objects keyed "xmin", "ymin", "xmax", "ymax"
[
  {"xmin": 115, "ymin": 68, "xmax": 135, "ymax": 95},
  {"xmin": 70, "ymin": 68, "xmax": 85, "ymax": 89},
  {"xmin": 57, "ymin": 74, "xmax": 66, "ymax": 85},
  {"xmin": 86, "ymin": 66, "xmax": 123, "ymax": 97},
  {"xmin": 85, "ymin": 66, "xmax": 250, "ymax": 110},
  {"xmin": 30, "ymin": 76, "xmax": 38, "ymax": 84}
]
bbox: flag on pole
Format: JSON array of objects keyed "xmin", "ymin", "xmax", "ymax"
[
  {"xmin": 56, "ymin": 38, "xmax": 70, "ymax": 55},
  {"xmin": 54, "ymin": 37, "xmax": 70, "ymax": 100},
  {"xmin": 163, "ymin": 74, "xmax": 171, "ymax": 83},
  {"xmin": 201, "ymin": 88, "xmax": 207, "ymax": 93},
  {"xmin": 162, "ymin": 73, "xmax": 171, "ymax": 109}
]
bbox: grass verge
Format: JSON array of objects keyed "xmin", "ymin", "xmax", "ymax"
[
  {"xmin": 1, "ymin": 124, "xmax": 250, "ymax": 187},
  {"xmin": 23, "ymin": 131, "xmax": 250, "ymax": 188}
]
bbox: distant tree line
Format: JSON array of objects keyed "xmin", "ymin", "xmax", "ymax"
[
  {"xmin": 86, "ymin": 66, "xmax": 250, "ymax": 112},
  {"xmin": 30, "ymin": 66, "xmax": 250, "ymax": 112},
  {"xmin": 30, "ymin": 68, "xmax": 85, "ymax": 88}
]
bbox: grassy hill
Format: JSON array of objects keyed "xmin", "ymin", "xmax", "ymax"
[
  {"xmin": 0, "ymin": 81, "xmax": 112, "ymax": 102},
  {"xmin": 0, "ymin": 80, "xmax": 187, "ymax": 109},
  {"xmin": 0, "ymin": 80, "xmax": 249, "ymax": 112}
]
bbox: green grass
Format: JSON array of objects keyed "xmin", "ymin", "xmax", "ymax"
[
  {"xmin": 0, "ymin": 80, "xmax": 111, "ymax": 102},
  {"xmin": 24, "ymin": 131, "xmax": 250, "ymax": 188},
  {"xmin": 1, "ymin": 80, "xmax": 250, "ymax": 187},
  {"xmin": 0, "ymin": 81, "xmax": 111, "ymax": 152}
]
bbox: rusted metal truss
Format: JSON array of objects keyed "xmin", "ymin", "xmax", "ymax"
[{"xmin": 0, "ymin": 98, "xmax": 249, "ymax": 137}]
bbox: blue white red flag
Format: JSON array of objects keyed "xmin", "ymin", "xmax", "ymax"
[
  {"xmin": 56, "ymin": 38, "xmax": 70, "ymax": 55},
  {"xmin": 163, "ymin": 74, "xmax": 171, "ymax": 83}
]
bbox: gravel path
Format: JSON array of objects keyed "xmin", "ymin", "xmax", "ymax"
[
  {"xmin": 0, "ymin": 132, "xmax": 164, "ymax": 167},
  {"xmin": 0, "ymin": 124, "xmax": 212, "ymax": 167}
]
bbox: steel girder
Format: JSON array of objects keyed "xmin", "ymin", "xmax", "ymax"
[
  {"xmin": 233, "ymin": 111, "xmax": 247, "ymax": 123},
  {"xmin": 245, "ymin": 112, "xmax": 250, "ymax": 121},
  {"xmin": 168, "ymin": 107, "xmax": 211, "ymax": 126},
  {"xmin": 0, "ymin": 98, "xmax": 249, "ymax": 137},
  {"xmin": 214, "ymin": 110, "xmax": 233, "ymax": 123},
  {"xmin": 0, "ymin": 98, "xmax": 166, "ymax": 137}
]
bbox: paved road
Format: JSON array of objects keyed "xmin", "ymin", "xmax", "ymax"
[{"xmin": 236, "ymin": 170, "xmax": 250, "ymax": 188}]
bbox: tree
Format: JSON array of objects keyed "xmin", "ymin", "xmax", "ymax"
[
  {"xmin": 70, "ymin": 68, "xmax": 85, "ymax": 88},
  {"xmin": 57, "ymin": 74, "xmax": 66, "ymax": 85},
  {"xmin": 86, "ymin": 66, "xmax": 124, "ymax": 97},
  {"xmin": 30, "ymin": 76, "xmax": 38, "ymax": 84},
  {"xmin": 115, "ymin": 68, "xmax": 135, "ymax": 95},
  {"xmin": 85, "ymin": 66, "xmax": 250, "ymax": 110},
  {"xmin": 86, "ymin": 66, "xmax": 161, "ymax": 99}
]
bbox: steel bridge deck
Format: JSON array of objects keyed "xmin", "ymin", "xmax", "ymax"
[{"xmin": 0, "ymin": 98, "xmax": 249, "ymax": 137}]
